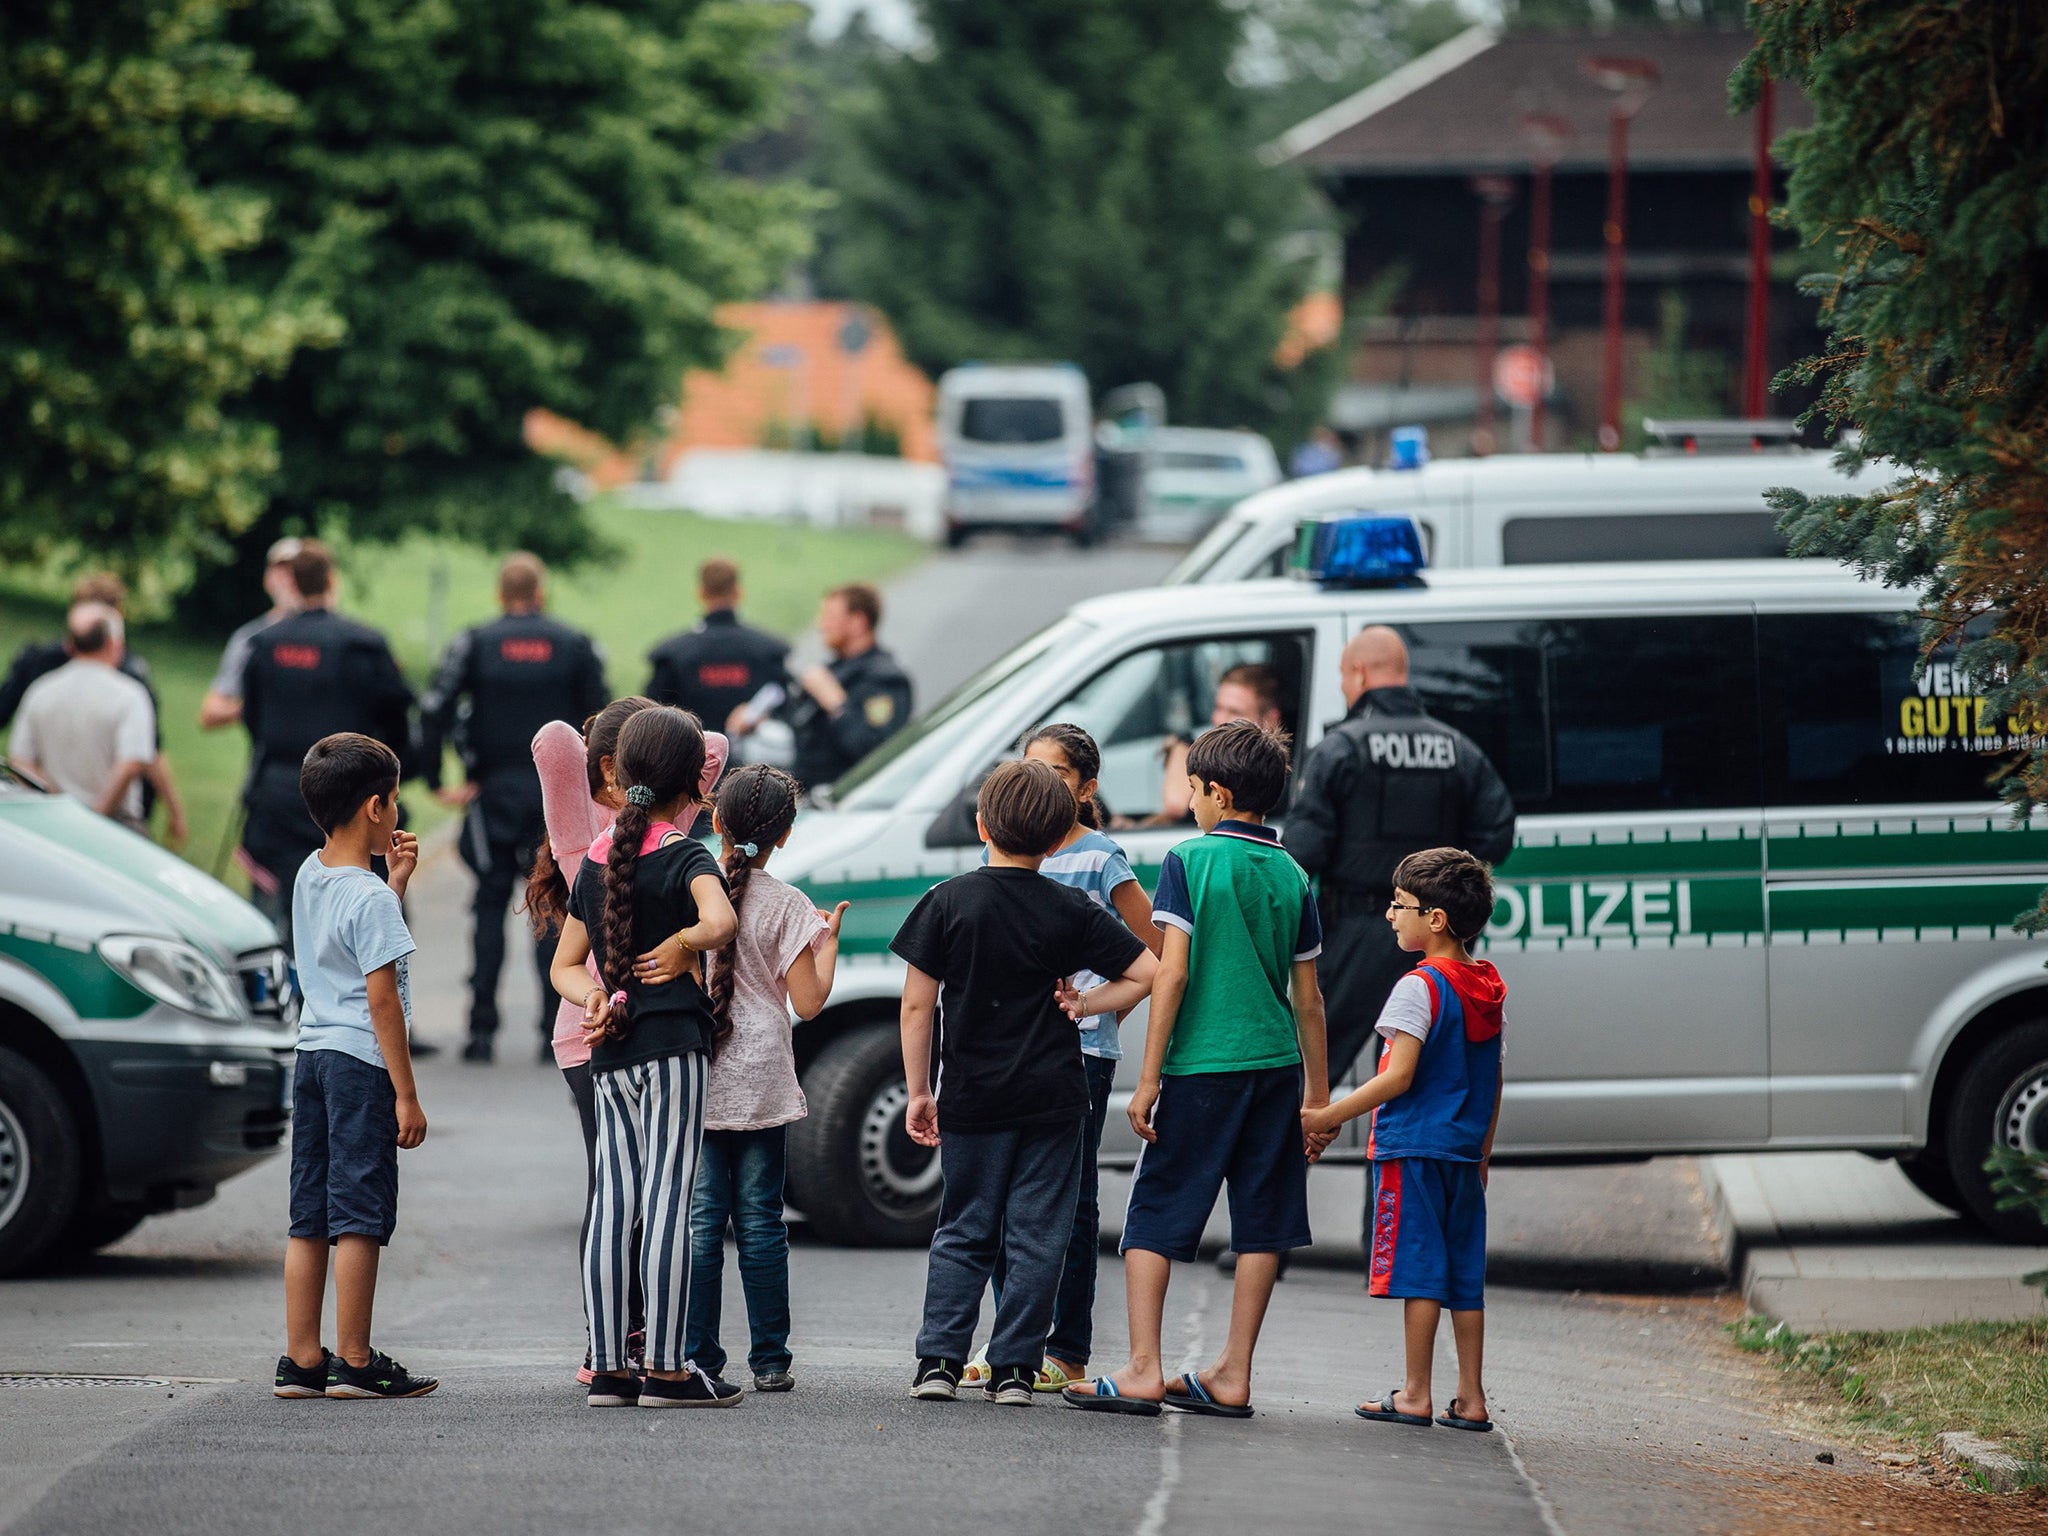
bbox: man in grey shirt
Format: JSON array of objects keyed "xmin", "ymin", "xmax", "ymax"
[
  {"xmin": 10, "ymin": 603, "xmax": 186, "ymax": 839},
  {"xmin": 199, "ymin": 536, "xmax": 305, "ymax": 731}
]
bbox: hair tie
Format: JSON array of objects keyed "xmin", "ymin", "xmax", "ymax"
[
  {"xmin": 624, "ymin": 784, "xmax": 656, "ymax": 808},
  {"xmin": 733, "ymin": 840, "xmax": 759, "ymax": 858},
  {"xmin": 609, "ymin": 990, "xmax": 628, "ymax": 1013}
]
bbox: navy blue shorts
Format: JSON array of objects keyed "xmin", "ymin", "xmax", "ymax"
[
  {"xmin": 1369, "ymin": 1157, "xmax": 1486, "ymax": 1311},
  {"xmin": 1120, "ymin": 1064, "xmax": 1311, "ymax": 1262},
  {"xmin": 288, "ymin": 1048, "xmax": 399, "ymax": 1245}
]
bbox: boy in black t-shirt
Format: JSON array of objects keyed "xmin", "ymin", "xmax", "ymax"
[{"xmin": 892, "ymin": 760, "xmax": 1158, "ymax": 1405}]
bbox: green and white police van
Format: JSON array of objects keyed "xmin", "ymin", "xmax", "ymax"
[
  {"xmin": 0, "ymin": 770, "xmax": 295, "ymax": 1274},
  {"xmin": 770, "ymin": 545, "xmax": 2048, "ymax": 1246}
]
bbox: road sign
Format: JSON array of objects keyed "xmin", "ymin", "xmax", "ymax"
[
  {"xmin": 1494, "ymin": 345, "xmax": 1553, "ymax": 409},
  {"xmin": 838, "ymin": 311, "xmax": 871, "ymax": 355}
]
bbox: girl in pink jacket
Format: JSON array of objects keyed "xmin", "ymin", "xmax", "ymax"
[{"xmin": 527, "ymin": 698, "xmax": 727, "ymax": 1382}]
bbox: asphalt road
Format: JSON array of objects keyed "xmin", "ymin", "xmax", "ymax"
[{"xmin": 0, "ymin": 532, "xmax": 1855, "ymax": 1535}]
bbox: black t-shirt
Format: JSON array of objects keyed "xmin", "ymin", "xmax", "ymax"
[
  {"xmin": 890, "ymin": 866, "xmax": 1147, "ymax": 1132},
  {"xmin": 567, "ymin": 834, "xmax": 725, "ymax": 1071}
]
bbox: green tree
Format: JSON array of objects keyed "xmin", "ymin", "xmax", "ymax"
[
  {"xmin": 1500, "ymin": 0, "xmax": 1748, "ymax": 27},
  {"xmin": 0, "ymin": 0, "xmax": 336, "ymax": 583},
  {"xmin": 1736, "ymin": 3, "xmax": 2048, "ymax": 921},
  {"xmin": 1231, "ymin": 0, "xmax": 1470, "ymax": 145},
  {"xmin": 828, "ymin": 0, "xmax": 1333, "ymax": 442},
  {"xmin": 190, "ymin": 0, "xmax": 811, "ymax": 620}
]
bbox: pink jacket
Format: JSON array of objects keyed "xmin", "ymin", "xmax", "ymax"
[{"xmin": 534, "ymin": 719, "xmax": 728, "ymax": 1068}]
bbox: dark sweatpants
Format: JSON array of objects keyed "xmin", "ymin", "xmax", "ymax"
[
  {"xmin": 1318, "ymin": 897, "xmax": 1419, "ymax": 1086},
  {"xmin": 916, "ymin": 1118, "xmax": 1085, "ymax": 1369}
]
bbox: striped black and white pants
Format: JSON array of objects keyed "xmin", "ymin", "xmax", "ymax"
[{"xmin": 585, "ymin": 1052, "xmax": 706, "ymax": 1374}]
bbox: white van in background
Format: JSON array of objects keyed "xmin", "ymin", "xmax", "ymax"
[
  {"xmin": 1166, "ymin": 446, "xmax": 1901, "ymax": 583},
  {"xmin": 1139, "ymin": 427, "xmax": 1282, "ymax": 542},
  {"xmin": 936, "ymin": 363, "xmax": 1096, "ymax": 547}
]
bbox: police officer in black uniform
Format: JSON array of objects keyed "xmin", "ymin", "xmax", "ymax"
[
  {"xmin": 761, "ymin": 582, "xmax": 912, "ymax": 796},
  {"xmin": 1283, "ymin": 624, "xmax": 1515, "ymax": 1086},
  {"xmin": 239, "ymin": 542, "xmax": 415, "ymax": 949},
  {"xmin": 418, "ymin": 554, "xmax": 608, "ymax": 1064},
  {"xmin": 644, "ymin": 557, "xmax": 789, "ymax": 732}
]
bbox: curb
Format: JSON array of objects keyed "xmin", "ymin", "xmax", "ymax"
[{"xmin": 1939, "ymin": 1432, "xmax": 2047, "ymax": 1493}]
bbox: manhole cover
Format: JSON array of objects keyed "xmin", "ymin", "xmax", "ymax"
[{"xmin": 0, "ymin": 1373, "xmax": 221, "ymax": 1388}]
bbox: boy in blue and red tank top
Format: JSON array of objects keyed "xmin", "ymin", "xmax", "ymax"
[{"xmin": 1303, "ymin": 847, "xmax": 1504, "ymax": 1435}]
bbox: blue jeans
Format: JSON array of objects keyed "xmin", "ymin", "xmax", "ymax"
[
  {"xmin": 992, "ymin": 1052, "xmax": 1118, "ymax": 1367},
  {"xmin": 685, "ymin": 1126, "xmax": 792, "ymax": 1378}
]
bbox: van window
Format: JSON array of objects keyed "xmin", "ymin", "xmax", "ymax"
[
  {"xmin": 959, "ymin": 398, "xmax": 1065, "ymax": 444},
  {"xmin": 1501, "ymin": 512, "xmax": 1786, "ymax": 564},
  {"xmin": 1161, "ymin": 450, "xmax": 1247, "ymax": 472},
  {"xmin": 1758, "ymin": 612, "xmax": 2025, "ymax": 806},
  {"xmin": 1405, "ymin": 615, "xmax": 1760, "ymax": 814}
]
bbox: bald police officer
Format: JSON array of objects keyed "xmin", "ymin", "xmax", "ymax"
[
  {"xmin": 239, "ymin": 542, "xmax": 415, "ymax": 948},
  {"xmin": 419, "ymin": 553, "xmax": 608, "ymax": 1064},
  {"xmin": 644, "ymin": 557, "xmax": 789, "ymax": 732},
  {"xmin": 1283, "ymin": 625, "xmax": 1515, "ymax": 1085}
]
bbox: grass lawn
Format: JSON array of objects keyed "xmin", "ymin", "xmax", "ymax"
[
  {"xmin": 1735, "ymin": 1315, "xmax": 2048, "ymax": 1473},
  {"xmin": 0, "ymin": 505, "xmax": 924, "ymax": 885}
]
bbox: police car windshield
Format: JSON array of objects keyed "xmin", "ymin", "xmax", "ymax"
[
  {"xmin": 1164, "ymin": 515, "xmax": 1252, "ymax": 585},
  {"xmin": 833, "ymin": 619, "xmax": 1083, "ymax": 812}
]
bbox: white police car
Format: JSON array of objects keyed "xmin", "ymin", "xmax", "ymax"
[{"xmin": 771, "ymin": 518, "xmax": 2047, "ymax": 1248}]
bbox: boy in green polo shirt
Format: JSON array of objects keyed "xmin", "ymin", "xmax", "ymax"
[{"xmin": 1062, "ymin": 720, "xmax": 1331, "ymax": 1418}]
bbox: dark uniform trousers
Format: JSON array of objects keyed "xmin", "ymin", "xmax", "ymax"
[
  {"xmin": 420, "ymin": 611, "xmax": 608, "ymax": 1045},
  {"xmin": 788, "ymin": 645, "xmax": 914, "ymax": 795},
  {"xmin": 239, "ymin": 609, "xmax": 416, "ymax": 948},
  {"xmin": 1282, "ymin": 685, "xmax": 1517, "ymax": 1085}
]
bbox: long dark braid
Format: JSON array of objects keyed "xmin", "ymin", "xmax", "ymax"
[
  {"xmin": 1027, "ymin": 722, "xmax": 1104, "ymax": 829},
  {"xmin": 598, "ymin": 707, "xmax": 707, "ymax": 1041},
  {"xmin": 705, "ymin": 764, "xmax": 801, "ymax": 1056},
  {"xmin": 523, "ymin": 696, "xmax": 654, "ymax": 938}
]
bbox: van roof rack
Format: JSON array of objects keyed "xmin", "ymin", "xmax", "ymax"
[{"xmin": 1642, "ymin": 418, "xmax": 1804, "ymax": 455}]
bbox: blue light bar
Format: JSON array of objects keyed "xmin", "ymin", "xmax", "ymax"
[{"xmin": 1294, "ymin": 513, "xmax": 1428, "ymax": 588}]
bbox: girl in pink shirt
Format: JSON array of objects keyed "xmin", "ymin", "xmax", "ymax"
[{"xmin": 526, "ymin": 697, "xmax": 727, "ymax": 1382}]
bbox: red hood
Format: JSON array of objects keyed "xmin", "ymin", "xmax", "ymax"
[{"xmin": 1419, "ymin": 957, "xmax": 1505, "ymax": 1043}]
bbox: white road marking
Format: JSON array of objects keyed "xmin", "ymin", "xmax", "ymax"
[{"xmin": 1134, "ymin": 1273, "xmax": 1213, "ymax": 1536}]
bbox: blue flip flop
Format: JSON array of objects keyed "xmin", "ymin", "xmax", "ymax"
[
  {"xmin": 1061, "ymin": 1377, "xmax": 1163, "ymax": 1417},
  {"xmin": 1354, "ymin": 1386, "xmax": 1432, "ymax": 1427},
  {"xmin": 1435, "ymin": 1398, "xmax": 1494, "ymax": 1433},
  {"xmin": 1165, "ymin": 1371, "xmax": 1253, "ymax": 1419}
]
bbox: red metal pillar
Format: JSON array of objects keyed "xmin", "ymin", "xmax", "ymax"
[
  {"xmin": 1741, "ymin": 75, "xmax": 1776, "ymax": 418},
  {"xmin": 1597, "ymin": 104, "xmax": 1632, "ymax": 451},
  {"xmin": 1527, "ymin": 157, "xmax": 1554, "ymax": 451},
  {"xmin": 1471, "ymin": 176, "xmax": 1515, "ymax": 457}
]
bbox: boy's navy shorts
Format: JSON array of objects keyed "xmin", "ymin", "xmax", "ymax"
[
  {"xmin": 288, "ymin": 1048, "xmax": 399, "ymax": 1245},
  {"xmin": 1120, "ymin": 1064, "xmax": 1310, "ymax": 1262},
  {"xmin": 1369, "ymin": 1156, "xmax": 1485, "ymax": 1311}
]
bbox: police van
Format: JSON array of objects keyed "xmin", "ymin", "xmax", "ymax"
[
  {"xmin": 0, "ymin": 771, "xmax": 295, "ymax": 1273},
  {"xmin": 936, "ymin": 363, "xmax": 1097, "ymax": 547},
  {"xmin": 1166, "ymin": 443, "xmax": 1902, "ymax": 583},
  {"xmin": 769, "ymin": 524, "xmax": 2048, "ymax": 1248}
]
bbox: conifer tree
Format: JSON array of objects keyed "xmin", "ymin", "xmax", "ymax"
[{"xmin": 1738, "ymin": 3, "xmax": 2048, "ymax": 919}]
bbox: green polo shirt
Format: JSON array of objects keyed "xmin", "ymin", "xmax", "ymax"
[{"xmin": 1149, "ymin": 820, "xmax": 1324, "ymax": 1075}]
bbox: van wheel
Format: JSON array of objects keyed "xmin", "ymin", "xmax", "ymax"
[
  {"xmin": 1893, "ymin": 1151, "xmax": 1965, "ymax": 1215},
  {"xmin": 787, "ymin": 1024, "xmax": 942, "ymax": 1247},
  {"xmin": 1942, "ymin": 1018, "xmax": 2048, "ymax": 1243},
  {"xmin": 0, "ymin": 1047, "xmax": 83, "ymax": 1277},
  {"xmin": 944, "ymin": 523, "xmax": 970, "ymax": 549}
]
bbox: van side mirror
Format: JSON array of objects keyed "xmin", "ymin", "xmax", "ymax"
[{"xmin": 925, "ymin": 771, "xmax": 990, "ymax": 849}]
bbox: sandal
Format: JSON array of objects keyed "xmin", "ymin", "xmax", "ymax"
[
  {"xmin": 1436, "ymin": 1398, "xmax": 1494, "ymax": 1433},
  {"xmin": 1354, "ymin": 1385, "xmax": 1432, "ymax": 1427},
  {"xmin": 1033, "ymin": 1359, "xmax": 1081, "ymax": 1393},
  {"xmin": 1164, "ymin": 1370, "xmax": 1253, "ymax": 1419},
  {"xmin": 1060, "ymin": 1377, "xmax": 1163, "ymax": 1417}
]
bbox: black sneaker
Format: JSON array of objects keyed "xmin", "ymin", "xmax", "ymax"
[
  {"xmin": 409, "ymin": 1038, "xmax": 441, "ymax": 1060},
  {"xmin": 911, "ymin": 1357, "xmax": 962, "ymax": 1401},
  {"xmin": 985, "ymin": 1364, "xmax": 1035, "ymax": 1406},
  {"xmin": 586, "ymin": 1371, "xmax": 641, "ymax": 1408},
  {"xmin": 461, "ymin": 1037, "xmax": 493, "ymax": 1064},
  {"xmin": 325, "ymin": 1350, "xmax": 438, "ymax": 1399},
  {"xmin": 752, "ymin": 1369, "xmax": 794, "ymax": 1393},
  {"xmin": 274, "ymin": 1348, "xmax": 332, "ymax": 1399},
  {"xmin": 640, "ymin": 1363, "xmax": 743, "ymax": 1408}
]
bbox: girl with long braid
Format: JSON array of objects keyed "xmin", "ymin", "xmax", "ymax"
[
  {"xmin": 668, "ymin": 763, "xmax": 848, "ymax": 1393},
  {"xmin": 548, "ymin": 705, "xmax": 741, "ymax": 1408}
]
